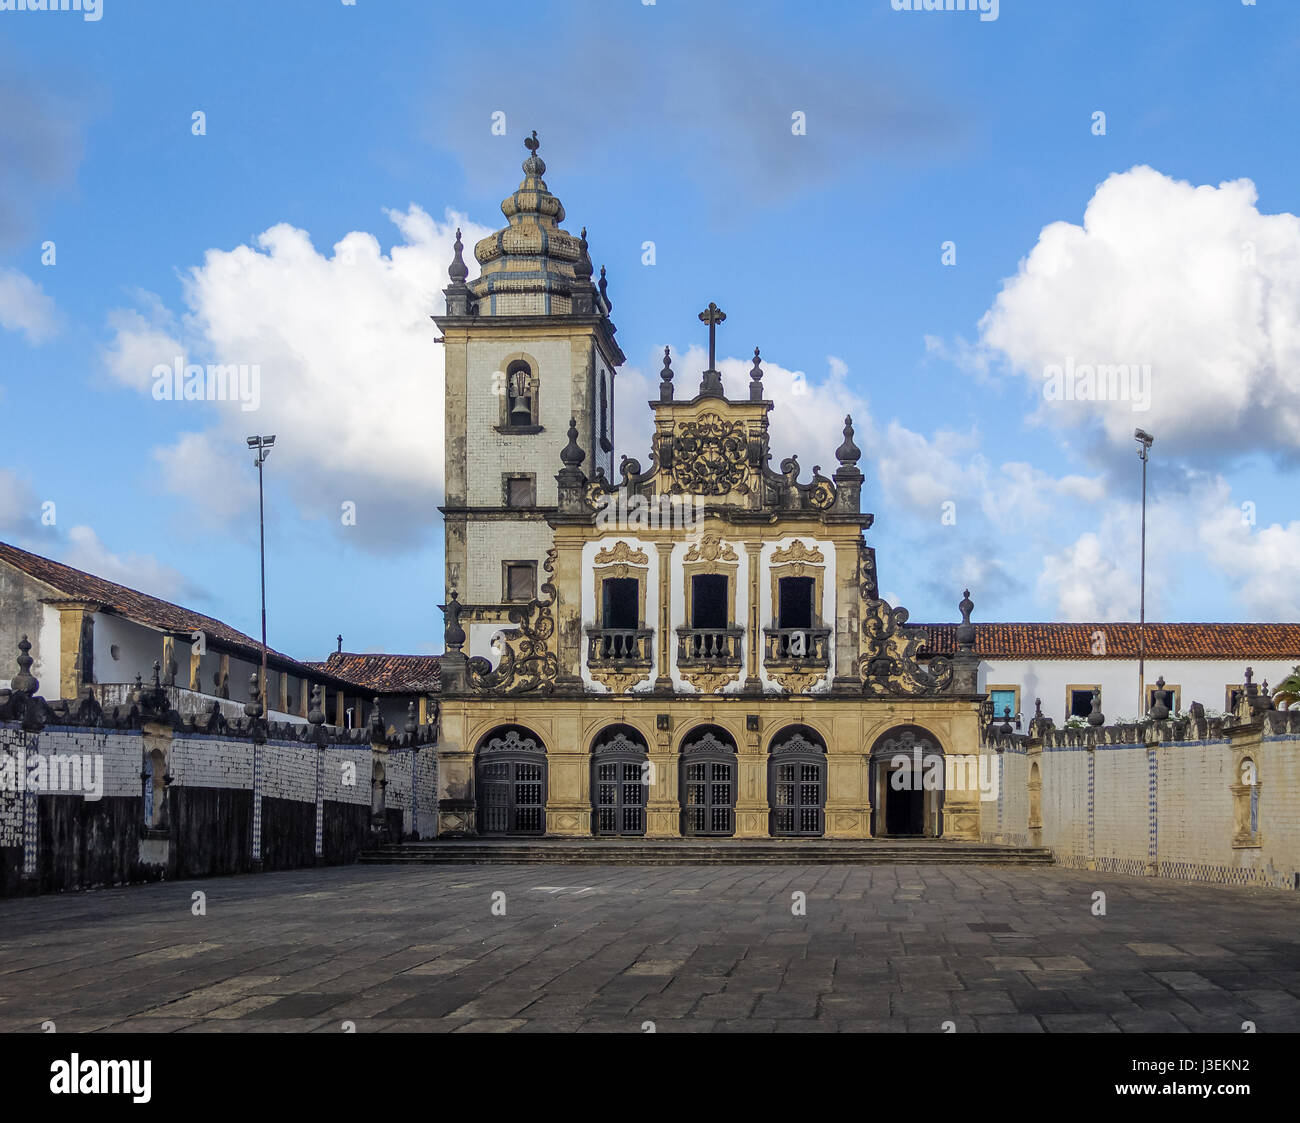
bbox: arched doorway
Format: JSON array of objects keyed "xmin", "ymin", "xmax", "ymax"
[
  {"xmin": 869, "ymin": 726, "xmax": 945, "ymax": 838},
  {"xmin": 768, "ymin": 725, "xmax": 826, "ymax": 837},
  {"xmin": 476, "ymin": 726, "xmax": 546, "ymax": 836},
  {"xmin": 679, "ymin": 725, "xmax": 737, "ymax": 837},
  {"xmin": 592, "ymin": 725, "xmax": 649, "ymax": 837}
]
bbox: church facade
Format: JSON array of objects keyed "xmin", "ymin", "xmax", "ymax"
[{"xmin": 432, "ymin": 135, "xmax": 987, "ymax": 842}]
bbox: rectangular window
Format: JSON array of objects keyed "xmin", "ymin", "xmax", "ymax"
[
  {"xmin": 504, "ymin": 561, "xmax": 537, "ymax": 602},
  {"xmin": 601, "ymin": 577, "xmax": 639, "ymax": 629},
  {"xmin": 988, "ymin": 686, "xmax": 1020, "ymax": 726},
  {"xmin": 777, "ymin": 576, "xmax": 815, "ymax": 630},
  {"xmin": 505, "ymin": 476, "xmax": 535, "ymax": 508},
  {"xmin": 690, "ymin": 574, "xmax": 729, "ymax": 629},
  {"xmin": 1067, "ymin": 685, "xmax": 1101, "ymax": 720}
]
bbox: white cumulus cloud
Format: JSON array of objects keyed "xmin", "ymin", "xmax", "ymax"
[{"xmin": 977, "ymin": 165, "xmax": 1300, "ymax": 462}]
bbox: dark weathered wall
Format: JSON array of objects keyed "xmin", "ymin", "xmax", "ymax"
[
  {"xmin": 170, "ymin": 786, "xmax": 254, "ymax": 879},
  {"xmin": 37, "ymin": 794, "xmax": 143, "ymax": 893}
]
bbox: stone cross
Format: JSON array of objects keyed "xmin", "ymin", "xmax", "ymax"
[{"xmin": 698, "ymin": 302, "xmax": 726, "ymax": 371}]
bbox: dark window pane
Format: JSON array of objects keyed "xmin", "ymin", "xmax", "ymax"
[
  {"xmin": 691, "ymin": 574, "xmax": 729, "ymax": 629},
  {"xmin": 778, "ymin": 576, "xmax": 814, "ymax": 630}
]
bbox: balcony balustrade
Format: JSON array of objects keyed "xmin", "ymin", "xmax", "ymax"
[
  {"xmin": 676, "ymin": 627, "xmax": 745, "ymax": 666},
  {"xmin": 763, "ymin": 627, "xmax": 831, "ymax": 665}
]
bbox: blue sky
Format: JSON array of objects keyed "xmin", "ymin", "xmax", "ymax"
[{"xmin": 2, "ymin": 0, "xmax": 1299, "ymax": 660}]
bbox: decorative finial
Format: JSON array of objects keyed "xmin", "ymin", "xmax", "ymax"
[
  {"xmin": 956, "ymin": 590, "xmax": 975, "ymax": 651},
  {"xmin": 405, "ymin": 699, "xmax": 418, "ymax": 736},
  {"xmin": 1087, "ymin": 687, "xmax": 1105, "ymax": 726},
  {"xmin": 307, "ymin": 683, "xmax": 325, "ymax": 726},
  {"xmin": 1149, "ymin": 675, "xmax": 1170, "ymax": 721},
  {"xmin": 560, "ymin": 417, "xmax": 586, "ymax": 468},
  {"xmin": 521, "ymin": 130, "xmax": 545, "ymax": 177},
  {"xmin": 748, "ymin": 347, "xmax": 764, "ymax": 401},
  {"xmin": 443, "ymin": 590, "xmax": 466, "ymax": 651},
  {"xmin": 369, "ymin": 697, "xmax": 385, "ymax": 740},
  {"xmin": 244, "ymin": 672, "xmax": 263, "ymax": 721},
  {"xmin": 447, "ymin": 227, "xmax": 468, "ymax": 285},
  {"xmin": 598, "ymin": 265, "xmax": 611, "ymax": 312},
  {"xmin": 659, "ymin": 345, "xmax": 674, "ymax": 402},
  {"xmin": 11, "ymin": 634, "xmax": 37, "ymax": 696},
  {"xmin": 698, "ymin": 302, "xmax": 727, "ymax": 397},
  {"xmin": 835, "ymin": 415, "xmax": 861, "ymax": 466},
  {"xmin": 1034, "ymin": 697, "xmax": 1043, "ymax": 720},
  {"xmin": 575, "ymin": 226, "xmax": 592, "ymax": 281}
]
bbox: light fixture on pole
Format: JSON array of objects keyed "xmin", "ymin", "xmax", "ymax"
[
  {"xmin": 247, "ymin": 434, "xmax": 276, "ymax": 711},
  {"xmin": 1135, "ymin": 428, "xmax": 1154, "ymax": 717}
]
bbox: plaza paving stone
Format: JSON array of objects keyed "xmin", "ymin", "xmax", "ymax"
[{"xmin": 0, "ymin": 863, "xmax": 1298, "ymax": 1032}]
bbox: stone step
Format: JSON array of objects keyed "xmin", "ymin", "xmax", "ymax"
[{"xmin": 357, "ymin": 840, "xmax": 1054, "ymax": 866}]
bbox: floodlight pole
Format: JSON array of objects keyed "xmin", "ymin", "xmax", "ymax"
[
  {"xmin": 248, "ymin": 435, "xmax": 276, "ymax": 709},
  {"xmin": 1135, "ymin": 429, "xmax": 1154, "ymax": 717}
]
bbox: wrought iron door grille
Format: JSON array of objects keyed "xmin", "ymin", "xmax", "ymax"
[
  {"xmin": 769, "ymin": 757, "xmax": 825, "ymax": 837},
  {"xmin": 592, "ymin": 758, "xmax": 647, "ymax": 836},
  {"xmin": 681, "ymin": 758, "xmax": 735, "ymax": 836},
  {"xmin": 477, "ymin": 756, "xmax": 546, "ymax": 836}
]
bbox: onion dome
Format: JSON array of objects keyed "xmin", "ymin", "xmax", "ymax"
[{"xmin": 469, "ymin": 131, "xmax": 599, "ymax": 317}]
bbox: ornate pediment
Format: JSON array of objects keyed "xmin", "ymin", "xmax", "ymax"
[
  {"xmin": 594, "ymin": 541, "xmax": 649, "ymax": 567},
  {"xmin": 772, "ymin": 540, "xmax": 824, "ymax": 567},
  {"xmin": 684, "ymin": 532, "xmax": 738, "ymax": 564}
]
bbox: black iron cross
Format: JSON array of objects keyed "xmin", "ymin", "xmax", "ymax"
[{"xmin": 698, "ymin": 302, "xmax": 726, "ymax": 370}]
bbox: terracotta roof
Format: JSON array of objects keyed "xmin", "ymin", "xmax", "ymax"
[
  {"xmin": 0, "ymin": 540, "xmax": 354, "ymax": 687},
  {"xmin": 316, "ymin": 652, "xmax": 441, "ymax": 694},
  {"xmin": 919, "ymin": 622, "xmax": 1300, "ymax": 660}
]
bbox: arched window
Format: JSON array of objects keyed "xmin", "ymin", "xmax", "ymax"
[
  {"xmin": 476, "ymin": 726, "xmax": 547, "ymax": 835},
  {"xmin": 768, "ymin": 725, "xmax": 826, "ymax": 837},
  {"xmin": 679, "ymin": 725, "xmax": 737, "ymax": 837},
  {"xmin": 503, "ymin": 361, "xmax": 538, "ymax": 430},
  {"xmin": 142, "ymin": 748, "xmax": 168, "ymax": 829},
  {"xmin": 1028, "ymin": 759, "xmax": 1042, "ymax": 832},
  {"xmin": 591, "ymin": 725, "xmax": 648, "ymax": 836}
]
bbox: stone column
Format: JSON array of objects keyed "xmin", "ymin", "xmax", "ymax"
[
  {"xmin": 940, "ymin": 706, "xmax": 983, "ymax": 841},
  {"xmin": 733, "ymin": 714, "xmax": 768, "ymax": 838},
  {"xmin": 832, "ymin": 539, "xmax": 861, "ymax": 690},
  {"xmin": 646, "ymin": 716, "xmax": 679, "ymax": 837},
  {"xmin": 654, "ymin": 542, "xmax": 673, "ymax": 692},
  {"xmin": 435, "ymin": 702, "xmax": 475, "ymax": 836},
  {"xmin": 545, "ymin": 705, "xmax": 590, "ymax": 836},
  {"xmin": 824, "ymin": 713, "xmax": 870, "ymax": 839},
  {"xmin": 743, "ymin": 542, "xmax": 762, "ymax": 693},
  {"xmin": 55, "ymin": 600, "xmax": 98, "ymax": 701}
]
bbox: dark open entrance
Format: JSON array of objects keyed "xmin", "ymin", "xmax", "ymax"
[
  {"xmin": 777, "ymin": 576, "xmax": 814, "ymax": 630},
  {"xmin": 884, "ymin": 769, "xmax": 925, "ymax": 836},
  {"xmin": 601, "ymin": 578, "xmax": 639, "ymax": 629},
  {"xmin": 690, "ymin": 574, "xmax": 729, "ymax": 629}
]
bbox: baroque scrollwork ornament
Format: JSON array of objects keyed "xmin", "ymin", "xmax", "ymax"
[
  {"xmin": 860, "ymin": 598, "xmax": 952, "ymax": 696},
  {"xmin": 672, "ymin": 413, "xmax": 749, "ymax": 495},
  {"xmin": 467, "ymin": 550, "xmax": 560, "ymax": 694}
]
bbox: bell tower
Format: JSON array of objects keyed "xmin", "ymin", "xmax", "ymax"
[{"xmin": 436, "ymin": 132, "xmax": 624, "ymax": 659}]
